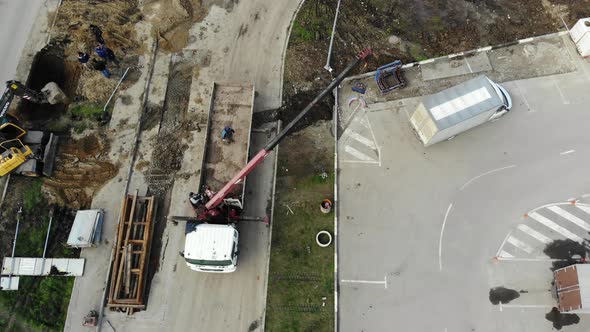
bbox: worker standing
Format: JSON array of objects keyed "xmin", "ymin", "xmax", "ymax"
[
  {"xmin": 89, "ymin": 24, "xmax": 105, "ymax": 45},
  {"xmin": 91, "ymin": 59, "xmax": 110, "ymax": 78},
  {"xmin": 221, "ymin": 126, "xmax": 235, "ymax": 144}
]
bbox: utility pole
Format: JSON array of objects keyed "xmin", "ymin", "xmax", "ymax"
[
  {"xmin": 7, "ymin": 206, "xmax": 22, "ymax": 290},
  {"xmin": 324, "ymin": 0, "xmax": 343, "ymax": 72}
]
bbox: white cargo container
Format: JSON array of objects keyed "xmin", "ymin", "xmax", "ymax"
[
  {"xmin": 67, "ymin": 209, "xmax": 103, "ymax": 248},
  {"xmin": 409, "ymin": 75, "xmax": 512, "ymax": 147}
]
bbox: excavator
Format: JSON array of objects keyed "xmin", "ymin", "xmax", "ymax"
[
  {"xmin": 0, "ymin": 80, "xmax": 60, "ymax": 177},
  {"xmin": 194, "ymin": 48, "xmax": 373, "ymax": 221}
]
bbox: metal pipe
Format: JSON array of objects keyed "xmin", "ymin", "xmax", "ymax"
[
  {"xmin": 103, "ymin": 67, "xmax": 131, "ymax": 113},
  {"xmin": 8, "ymin": 206, "xmax": 22, "ymax": 290},
  {"xmin": 40, "ymin": 207, "xmax": 54, "ymax": 277},
  {"xmin": 324, "ymin": 0, "xmax": 343, "ymax": 72},
  {"xmin": 265, "ymin": 48, "xmax": 372, "ymax": 151}
]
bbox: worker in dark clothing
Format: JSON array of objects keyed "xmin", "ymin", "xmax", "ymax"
[
  {"xmin": 106, "ymin": 47, "xmax": 120, "ymax": 67},
  {"xmin": 95, "ymin": 44, "xmax": 108, "ymax": 59},
  {"xmin": 77, "ymin": 52, "xmax": 90, "ymax": 67},
  {"xmin": 189, "ymin": 192, "xmax": 208, "ymax": 209},
  {"xmin": 89, "ymin": 24, "xmax": 105, "ymax": 45},
  {"xmin": 91, "ymin": 59, "xmax": 110, "ymax": 78},
  {"xmin": 221, "ymin": 126, "xmax": 235, "ymax": 143},
  {"xmin": 96, "ymin": 44, "xmax": 119, "ymax": 67}
]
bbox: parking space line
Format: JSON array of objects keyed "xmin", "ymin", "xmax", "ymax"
[
  {"xmin": 553, "ymin": 78, "xmax": 570, "ymax": 105},
  {"xmin": 528, "ymin": 212, "xmax": 584, "ymax": 243},
  {"xmin": 343, "ymin": 145, "xmax": 375, "ymax": 161},
  {"xmin": 499, "ymin": 250, "xmax": 514, "ymax": 258},
  {"xmin": 575, "ymin": 204, "xmax": 590, "ymax": 216},
  {"xmin": 559, "ymin": 149, "xmax": 575, "ymax": 155},
  {"xmin": 547, "ymin": 205, "xmax": 590, "ymax": 232},
  {"xmin": 439, "ymin": 203, "xmax": 453, "ymax": 271},
  {"xmin": 340, "ymin": 159, "xmax": 379, "ymax": 164},
  {"xmin": 506, "ymin": 236, "xmax": 534, "ymax": 254},
  {"xmin": 341, "ymin": 276, "xmax": 387, "ymax": 289},
  {"xmin": 516, "ymin": 224, "xmax": 551, "ymax": 244},
  {"xmin": 346, "ymin": 131, "xmax": 377, "ymax": 150},
  {"xmin": 496, "ymin": 231, "xmax": 512, "ymax": 257}
]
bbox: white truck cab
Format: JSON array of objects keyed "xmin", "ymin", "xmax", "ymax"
[{"xmin": 184, "ymin": 223, "xmax": 239, "ymax": 273}]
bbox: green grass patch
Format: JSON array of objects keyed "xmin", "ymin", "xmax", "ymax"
[
  {"xmin": 69, "ymin": 103, "xmax": 103, "ymax": 120},
  {"xmin": 289, "ymin": 0, "xmax": 334, "ymax": 44},
  {"xmin": 265, "ymin": 173, "xmax": 334, "ymax": 332}
]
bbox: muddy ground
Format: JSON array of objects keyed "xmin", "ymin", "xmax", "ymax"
[{"xmin": 283, "ymin": 0, "xmax": 590, "ymax": 97}]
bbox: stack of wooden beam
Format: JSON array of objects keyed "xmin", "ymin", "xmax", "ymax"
[{"xmin": 107, "ymin": 192, "xmax": 156, "ymax": 314}]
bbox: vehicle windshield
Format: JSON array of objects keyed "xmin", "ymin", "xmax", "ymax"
[{"xmin": 185, "ymin": 258, "xmax": 233, "ymax": 266}]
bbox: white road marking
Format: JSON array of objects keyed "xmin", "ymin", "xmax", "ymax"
[
  {"xmin": 528, "ymin": 212, "xmax": 584, "ymax": 243},
  {"xmin": 496, "ymin": 231, "xmax": 513, "ymax": 257},
  {"xmin": 439, "ymin": 203, "xmax": 453, "ymax": 271},
  {"xmin": 553, "ymin": 78, "xmax": 570, "ymax": 104},
  {"xmin": 340, "ymin": 159, "xmax": 379, "ymax": 164},
  {"xmin": 346, "ymin": 131, "xmax": 377, "ymax": 150},
  {"xmin": 499, "ymin": 304, "xmax": 553, "ymax": 309},
  {"xmin": 514, "ymin": 82, "xmax": 533, "ymax": 112},
  {"xmin": 465, "ymin": 58, "xmax": 473, "ymax": 73},
  {"xmin": 517, "ymin": 224, "xmax": 551, "ymax": 244},
  {"xmin": 560, "ymin": 149, "xmax": 575, "ymax": 155},
  {"xmin": 506, "ymin": 236, "xmax": 534, "ymax": 254},
  {"xmin": 341, "ymin": 276, "xmax": 387, "ymax": 289},
  {"xmin": 496, "ymin": 257, "xmax": 567, "ymax": 262},
  {"xmin": 460, "ymin": 165, "xmax": 516, "ymax": 191},
  {"xmin": 364, "ymin": 114, "xmax": 382, "ymax": 166},
  {"xmin": 582, "ymin": 194, "xmax": 590, "ymax": 199},
  {"xmin": 575, "ymin": 204, "xmax": 590, "ymax": 216},
  {"xmin": 547, "ymin": 205, "xmax": 590, "ymax": 232},
  {"xmin": 344, "ymin": 145, "xmax": 374, "ymax": 161},
  {"xmin": 499, "ymin": 250, "xmax": 514, "ymax": 258}
]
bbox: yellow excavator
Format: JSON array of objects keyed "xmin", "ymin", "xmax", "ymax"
[{"xmin": 0, "ymin": 80, "xmax": 59, "ymax": 177}]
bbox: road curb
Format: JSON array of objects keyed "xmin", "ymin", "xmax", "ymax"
[
  {"xmin": 343, "ymin": 30, "xmax": 570, "ymax": 82},
  {"xmin": 333, "ymin": 86, "xmax": 340, "ymax": 332},
  {"xmin": 260, "ymin": 119, "xmax": 281, "ymax": 332}
]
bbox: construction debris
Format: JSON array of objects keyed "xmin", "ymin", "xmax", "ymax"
[{"xmin": 107, "ymin": 192, "xmax": 156, "ymax": 314}]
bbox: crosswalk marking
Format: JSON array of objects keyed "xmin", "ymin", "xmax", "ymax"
[
  {"xmin": 346, "ymin": 131, "xmax": 377, "ymax": 150},
  {"xmin": 516, "ymin": 224, "xmax": 551, "ymax": 244},
  {"xmin": 547, "ymin": 206, "xmax": 590, "ymax": 232},
  {"xmin": 528, "ymin": 212, "xmax": 584, "ymax": 243},
  {"xmin": 575, "ymin": 204, "xmax": 590, "ymax": 217},
  {"xmin": 344, "ymin": 145, "xmax": 374, "ymax": 161},
  {"xmin": 507, "ymin": 236, "xmax": 534, "ymax": 254},
  {"xmin": 499, "ymin": 250, "xmax": 514, "ymax": 258}
]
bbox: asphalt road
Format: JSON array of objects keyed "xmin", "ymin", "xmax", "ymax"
[
  {"xmin": 0, "ymin": 0, "xmax": 45, "ymax": 82},
  {"xmin": 338, "ymin": 54, "xmax": 590, "ymax": 330}
]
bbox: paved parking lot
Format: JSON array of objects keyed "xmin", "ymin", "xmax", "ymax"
[{"xmin": 337, "ymin": 34, "xmax": 590, "ymax": 331}]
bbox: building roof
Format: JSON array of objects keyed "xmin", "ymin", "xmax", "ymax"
[
  {"xmin": 554, "ymin": 264, "xmax": 590, "ymax": 313},
  {"xmin": 185, "ymin": 224, "xmax": 236, "ymax": 261},
  {"xmin": 422, "ymin": 75, "xmax": 504, "ymax": 130}
]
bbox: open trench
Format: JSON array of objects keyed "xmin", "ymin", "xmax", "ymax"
[{"xmin": 143, "ymin": 54, "xmax": 194, "ymax": 300}]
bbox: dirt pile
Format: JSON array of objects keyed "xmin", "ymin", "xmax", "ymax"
[
  {"xmin": 44, "ymin": 134, "xmax": 117, "ymax": 209},
  {"xmin": 143, "ymin": 0, "xmax": 207, "ymax": 52},
  {"xmin": 77, "ymin": 70, "xmax": 118, "ymax": 103}
]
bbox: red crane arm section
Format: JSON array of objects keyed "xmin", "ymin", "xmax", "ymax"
[{"xmin": 205, "ymin": 149, "xmax": 271, "ymax": 209}]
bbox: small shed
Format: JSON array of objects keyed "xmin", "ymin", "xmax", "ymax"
[
  {"xmin": 570, "ymin": 18, "xmax": 590, "ymax": 57},
  {"xmin": 554, "ymin": 264, "xmax": 590, "ymax": 313},
  {"xmin": 67, "ymin": 209, "xmax": 103, "ymax": 248}
]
